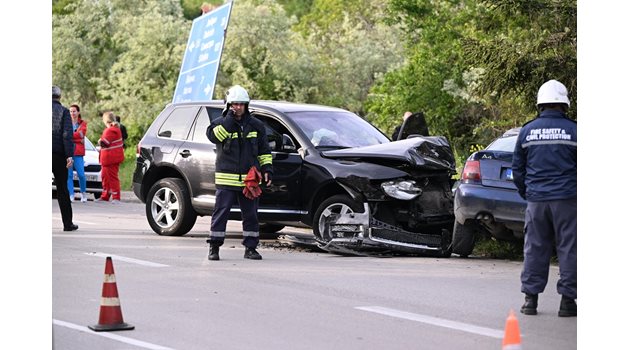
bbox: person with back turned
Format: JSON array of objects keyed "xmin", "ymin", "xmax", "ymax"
[
  {"xmin": 512, "ymin": 79, "xmax": 577, "ymax": 317},
  {"xmin": 52, "ymin": 85, "xmax": 78, "ymax": 231}
]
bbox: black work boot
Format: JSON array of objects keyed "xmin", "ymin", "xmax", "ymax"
[
  {"xmin": 244, "ymin": 247, "xmax": 262, "ymax": 260},
  {"xmin": 520, "ymin": 293, "xmax": 538, "ymax": 315},
  {"xmin": 558, "ymin": 296, "xmax": 577, "ymax": 317},
  {"xmin": 207, "ymin": 241, "xmax": 220, "ymax": 261}
]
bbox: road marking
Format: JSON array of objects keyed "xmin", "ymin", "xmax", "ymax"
[
  {"xmin": 355, "ymin": 306, "xmax": 505, "ymax": 339},
  {"xmin": 53, "ymin": 319, "xmax": 174, "ymax": 350},
  {"xmin": 85, "ymin": 252, "xmax": 169, "ymax": 267},
  {"xmin": 52, "ymin": 217, "xmax": 97, "ymax": 225}
]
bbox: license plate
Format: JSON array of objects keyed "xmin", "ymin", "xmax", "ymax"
[
  {"xmin": 505, "ymin": 168, "xmax": 513, "ymax": 181},
  {"xmin": 73, "ymin": 173, "xmax": 99, "ymax": 182}
]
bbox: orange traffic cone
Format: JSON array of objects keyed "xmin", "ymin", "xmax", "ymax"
[
  {"xmin": 502, "ymin": 309, "xmax": 522, "ymax": 349},
  {"xmin": 88, "ymin": 257, "xmax": 134, "ymax": 331}
]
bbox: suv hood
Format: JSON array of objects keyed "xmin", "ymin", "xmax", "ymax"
[{"xmin": 322, "ymin": 136, "xmax": 455, "ymax": 171}]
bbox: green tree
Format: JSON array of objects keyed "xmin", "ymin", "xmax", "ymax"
[
  {"xmin": 276, "ymin": 0, "xmax": 314, "ymax": 20},
  {"xmin": 462, "ymin": 0, "xmax": 577, "ymax": 122},
  {"xmin": 53, "ymin": 0, "xmax": 188, "ymax": 144},
  {"xmin": 367, "ymin": 0, "xmax": 488, "ymax": 156},
  {"xmin": 180, "ymin": 0, "xmax": 224, "ymax": 20},
  {"xmin": 53, "ymin": 0, "xmax": 80, "ymax": 15},
  {"xmin": 216, "ymin": 0, "xmax": 321, "ymax": 102},
  {"xmin": 366, "ymin": 0, "xmax": 576, "ymax": 163},
  {"xmin": 294, "ymin": 0, "xmax": 404, "ymax": 114}
]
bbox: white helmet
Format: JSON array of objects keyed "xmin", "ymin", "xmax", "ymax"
[
  {"xmin": 537, "ymin": 79, "xmax": 570, "ymax": 107},
  {"xmin": 225, "ymin": 85, "xmax": 250, "ymax": 104}
]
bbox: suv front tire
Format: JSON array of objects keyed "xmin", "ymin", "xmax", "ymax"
[{"xmin": 146, "ymin": 178, "xmax": 197, "ymax": 236}]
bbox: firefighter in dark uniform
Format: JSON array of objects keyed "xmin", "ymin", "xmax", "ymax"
[
  {"xmin": 206, "ymin": 85, "xmax": 273, "ymax": 260},
  {"xmin": 512, "ymin": 79, "xmax": 577, "ymax": 317}
]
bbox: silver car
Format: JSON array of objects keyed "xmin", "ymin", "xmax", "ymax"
[{"xmin": 52, "ymin": 137, "xmax": 103, "ymax": 200}]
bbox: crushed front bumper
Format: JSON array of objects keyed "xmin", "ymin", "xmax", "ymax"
[{"xmin": 317, "ymin": 203, "xmax": 447, "ymax": 255}]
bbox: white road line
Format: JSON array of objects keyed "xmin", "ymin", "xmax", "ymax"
[
  {"xmin": 52, "ymin": 217, "xmax": 97, "ymax": 225},
  {"xmin": 355, "ymin": 306, "xmax": 505, "ymax": 339},
  {"xmin": 53, "ymin": 319, "xmax": 174, "ymax": 350},
  {"xmin": 85, "ymin": 252, "xmax": 169, "ymax": 267}
]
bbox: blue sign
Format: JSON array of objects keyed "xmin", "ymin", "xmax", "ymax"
[{"xmin": 172, "ymin": 3, "xmax": 233, "ymax": 103}]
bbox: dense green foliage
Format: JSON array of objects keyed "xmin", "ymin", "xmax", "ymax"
[
  {"xmin": 367, "ymin": 0, "xmax": 576, "ymax": 162},
  {"xmin": 52, "ymin": 0, "xmax": 577, "ymax": 166}
]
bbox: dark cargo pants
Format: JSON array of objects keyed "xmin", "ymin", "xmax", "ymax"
[
  {"xmin": 521, "ymin": 198, "xmax": 577, "ymax": 299},
  {"xmin": 209, "ymin": 188, "xmax": 260, "ymax": 249}
]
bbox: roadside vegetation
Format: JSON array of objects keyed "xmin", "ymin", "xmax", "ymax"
[{"xmin": 53, "ymin": 0, "xmax": 576, "ymax": 258}]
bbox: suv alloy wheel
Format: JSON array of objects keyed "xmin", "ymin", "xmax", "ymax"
[{"xmin": 146, "ymin": 178, "xmax": 197, "ymax": 236}]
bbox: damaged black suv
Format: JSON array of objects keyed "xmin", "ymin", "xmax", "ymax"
[{"xmin": 133, "ymin": 101, "xmax": 456, "ymax": 256}]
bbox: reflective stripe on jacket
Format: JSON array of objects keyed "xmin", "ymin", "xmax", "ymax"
[
  {"xmin": 99, "ymin": 125, "xmax": 125, "ymax": 166},
  {"xmin": 512, "ymin": 109, "xmax": 577, "ymax": 202},
  {"xmin": 207, "ymin": 110, "xmax": 273, "ymax": 189}
]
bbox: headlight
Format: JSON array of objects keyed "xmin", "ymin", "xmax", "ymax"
[{"xmin": 381, "ymin": 180, "xmax": 423, "ymax": 200}]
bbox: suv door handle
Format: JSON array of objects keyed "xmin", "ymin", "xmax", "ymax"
[{"xmin": 180, "ymin": 149, "xmax": 192, "ymax": 158}]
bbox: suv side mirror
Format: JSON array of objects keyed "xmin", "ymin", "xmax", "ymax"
[{"xmin": 281, "ymin": 134, "xmax": 296, "ymax": 152}]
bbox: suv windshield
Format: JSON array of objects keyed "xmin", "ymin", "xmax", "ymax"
[{"xmin": 286, "ymin": 111, "xmax": 389, "ymax": 148}]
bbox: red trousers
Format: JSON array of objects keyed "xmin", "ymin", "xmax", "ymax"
[{"xmin": 100, "ymin": 163, "xmax": 121, "ymax": 200}]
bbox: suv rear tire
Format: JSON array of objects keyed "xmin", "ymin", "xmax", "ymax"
[{"xmin": 146, "ymin": 178, "xmax": 197, "ymax": 236}]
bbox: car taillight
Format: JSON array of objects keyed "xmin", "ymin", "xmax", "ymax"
[
  {"xmin": 136, "ymin": 142, "xmax": 141, "ymax": 158},
  {"xmin": 461, "ymin": 160, "xmax": 481, "ymax": 183}
]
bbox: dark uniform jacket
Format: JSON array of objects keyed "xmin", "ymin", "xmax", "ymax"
[
  {"xmin": 512, "ymin": 109, "xmax": 577, "ymax": 202},
  {"xmin": 207, "ymin": 110, "xmax": 273, "ymax": 189},
  {"xmin": 52, "ymin": 100, "xmax": 74, "ymax": 158}
]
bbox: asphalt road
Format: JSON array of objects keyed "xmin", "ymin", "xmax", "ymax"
[{"xmin": 51, "ymin": 194, "xmax": 577, "ymax": 350}]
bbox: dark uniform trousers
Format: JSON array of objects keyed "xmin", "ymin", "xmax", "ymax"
[
  {"xmin": 52, "ymin": 152, "xmax": 74, "ymax": 228},
  {"xmin": 521, "ymin": 198, "xmax": 577, "ymax": 299},
  {"xmin": 209, "ymin": 188, "xmax": 260, "ymax": 249}
]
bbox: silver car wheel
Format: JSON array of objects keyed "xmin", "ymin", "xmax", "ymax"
[
  {"xmin": 150, "ymin": 186, "xmax": 181, "ymax": 229},
  {"xmin": 318, "ymin": 202, "xmax": 355, "ymax": 240}
]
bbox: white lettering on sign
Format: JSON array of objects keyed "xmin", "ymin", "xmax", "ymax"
[
  {"xmin": 203, "ymin": 28, "xmax": 215, "ymax": 39},
  {"xmin": 201, "ymin": 40, "xmax": 215, "ymax": 51},
  {"xmin": 198, "ymin": 53, "xmax": 209, "ymax": 63},
  {"xmin": 214, "ymin": 40, "xmax": 223, "ymax": 52},
  {"xmin": 206, "ymin": 16, "xmax": 218, "ymax": 27},
  {"xmin": 183, "ymin": 87, "xmax": 192, "ymax": 95},
  {"xmin": 525, "ymin": 128, "xmax": 572, "ymax": 142},
  {"xmin": 185, "ymin": 74, "xmax": 195, "ymax": 84}
]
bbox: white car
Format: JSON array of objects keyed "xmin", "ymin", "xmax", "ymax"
[{"xmin": 52, "ymin": 137, "xmax": 103, "ymax": 200}]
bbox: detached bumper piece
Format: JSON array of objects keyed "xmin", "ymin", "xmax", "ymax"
[{"xmin": 317, "ymin": 203, "xmax": 445, "ymax": 256}]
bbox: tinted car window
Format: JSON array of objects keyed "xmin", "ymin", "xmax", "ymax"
[
  {"xmin": 158, "ymin": 106, "xmax": 199, "ymax": 140},
  {"xmin": 486, "ymin": 135, "xmax": 518, "ymax": 152},
  {"xmin": 192, "ymin": 107, "xmax": 223, "ymax": 143},
  {"xmin": 255, "ymin": 114, "xmax": 300, "ymax": 152},
  {"xmin": 287, "ymin": 111, "xmax": 389, "ymax": 148}
]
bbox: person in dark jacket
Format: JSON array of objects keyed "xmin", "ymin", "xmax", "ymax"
[
  {"xmin": 205, "ymin": 85, "xmax": 273, "ymax": 260},
  {"xmin": 115, "ymin": 115, "xmax": 128, "ymax": 148},
  {"xmin": 52, "ymin": 86, "xmax": 78, "ymax": 231},
  {"xmin": 391, "ymin": 111, "xmax": 429, "ymax": 140},
  {"xmin": 512, "ymin": 79, "xmax": 577, "ymax": 317}
]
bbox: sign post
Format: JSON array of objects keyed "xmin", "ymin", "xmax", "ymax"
[{"xmin": 172, "ymin": 2, "xmax": 233, "ymax": 103}]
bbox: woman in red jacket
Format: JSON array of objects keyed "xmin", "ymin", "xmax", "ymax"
[
  {"xmin": 96, "ymin": 111, "xmax": 125, "ymax": 203},
  {"xmin": 68, "ymin": 104, "xmax": 88, "ymax": 202}
]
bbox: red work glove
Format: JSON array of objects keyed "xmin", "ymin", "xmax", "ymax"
[{"xmin": 242, "ymin": 166, "xmax": 262, "ymax": 200}]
